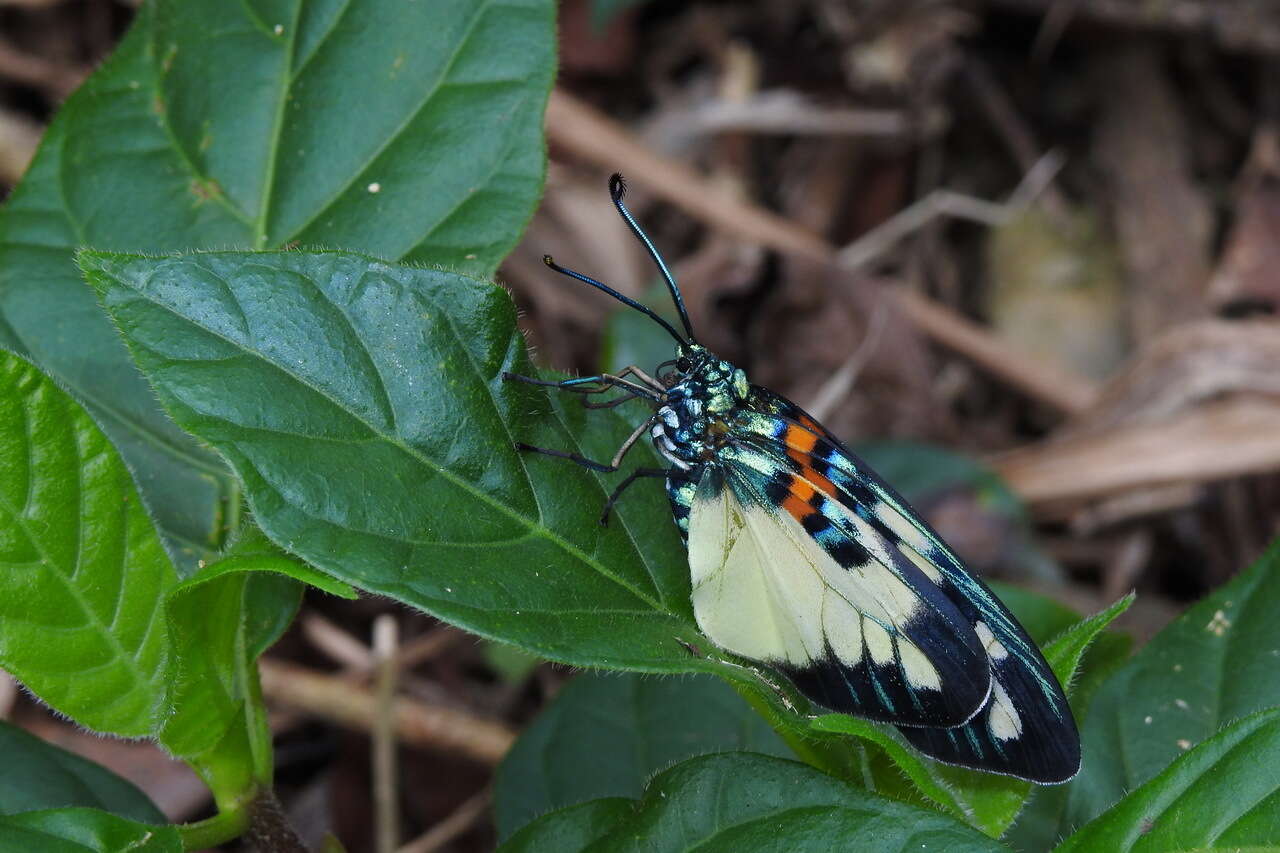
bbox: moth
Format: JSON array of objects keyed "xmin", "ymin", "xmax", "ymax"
[{"xmin": 504, "ymin": 174, "xmax": 1080, "ymax": 784}]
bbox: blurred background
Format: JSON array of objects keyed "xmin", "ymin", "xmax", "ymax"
[{"xmin": 3, "ymin": 0, "xmax": 1280, "ymax": 849}]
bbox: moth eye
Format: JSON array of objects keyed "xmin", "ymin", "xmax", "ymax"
[{"xmin": 676, "ymin": 356, "xmax": 692, "ymax": 372}]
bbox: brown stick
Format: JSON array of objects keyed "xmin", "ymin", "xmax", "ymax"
[
  {"xmin": 397, "ymin": 790, "xmax": 491, "ymax": 853},
  {"xmin": 373, "ymin": 616, "xmax": 400, "ymax": 853},
  {"xmin": 0, "ymin": 40, "xmax": 86, "ymax": 97},
  {"xmin": 992, "ymin": 396, "xmax": 1280, "ymax": 504},
  {"xmin": 259, "ymin": 659, "xmax": 516, "ymax": 766},
  {"xmin": 546, "ymin": 89, "xmax": 1100, "ymax": 415}
]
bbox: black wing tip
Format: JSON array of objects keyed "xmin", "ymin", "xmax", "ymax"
[
  {"xmin": 898, "ymin": 719, "xmax": 1082, "ymax": 784},
  {"xmin": 609, "ymin": 172, "xmax": 627, "ymax": 201}
]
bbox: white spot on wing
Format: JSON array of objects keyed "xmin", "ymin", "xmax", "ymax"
[
  {"xmin": 863, "ymin": 619, "xmax": 894, "ymax": 666},
  {"xmin": 975, "ymin": 621, "xmax": 1009, "ymax": 661},
  {"xmin": 823, "ymin": 595, "xmax": 864, "ymax": 669},
  {"xmin": 897, "ymin": 638, "xmax": 941, "ymax": 690},
  {"xmin": 988, "ymin": 680, "xmax": 1022, "ymax": 741}
]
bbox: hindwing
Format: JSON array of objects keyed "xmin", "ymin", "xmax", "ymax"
[{"xmin": 683, "ymin": 457, "xmax": 991, "ymax": 728}]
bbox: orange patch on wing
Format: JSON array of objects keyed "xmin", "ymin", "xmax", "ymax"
[
  {"xmin": 783, "ymin": 423, "xmax": 820, "ymax": 455},
  {"xmin": 777, "ymin": 470, "xmax": 844, "ymax": 523},
  {"xmin": 798, "ymin": 466, "xmax": 839, "ymax": 501},
  {"xmin": 779, "ymin": 475, "xmax": 815, "ymax": 521}
]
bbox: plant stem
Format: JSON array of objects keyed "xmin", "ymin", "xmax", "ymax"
[{"xmin": 177, "ymin": 807, "xmax": 250, "ymax": 851}]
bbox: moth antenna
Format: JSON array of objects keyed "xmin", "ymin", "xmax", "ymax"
[
  {"xmin": 608, "ymin": 173, "xmax": 697, "ymax": 343},
  {"xmin": 542, "ymin": 255, "xmax": 689, "ymax": 348}
]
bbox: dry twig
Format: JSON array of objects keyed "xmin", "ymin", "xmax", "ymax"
[
  {"xmin": 0, "ymin": 39, "xmax": 86, "ymax": 97},
  {"xmin": 0, "ymin": 670, "xmax": 13, "ymax": 719},
  {"xmin": 1093, "ymin": 43, "xmax": 1212, "ymax": 342},
  {"xmin": 993, "ymin": 396, "xmax": 1280, "ymax": 505},
  {"xmin": 1068, "ymin": 320, "xmax": 1280, "ymax": 434},
  {"xmin": 806, "ymin": 298, "xmax": 890, "ymax": 422},
  {"xmin": 692, "ymin": 90, "xmax": 926, "ymax": 138},
  {"xmin": 259, "ymin": 660, "xmax": 516, "ymax": 766},
  {"xmin": 303, "ymin": 613, "xmax": 461, "ymax": 678},
  {"xmin": 373, "ymin": 616, "xmax": 400, "ymax": 853},
  {"xmin": 0, "ymin": 109, "xmax": 40, "ymax": 185},
  {"xmin": 397, "ymin": 790, "xmax": 491, "ymax": 853},
  {"xmin": 834, "ymin": 150, "xmax": 1064, "ymax": 271}
]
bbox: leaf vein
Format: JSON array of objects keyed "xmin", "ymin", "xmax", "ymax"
[{"xmin": 278, "ymin": 0, "xmax": 497, "ymax": 245}]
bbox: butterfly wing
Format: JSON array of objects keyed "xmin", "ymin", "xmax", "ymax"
[
  {"xmin": 744, "ymin": 390, "xmax": 1080, "ymax": 783},
  {"xmin": 678, "ymin": 452, "xmax": 992, "ymax": 729}
]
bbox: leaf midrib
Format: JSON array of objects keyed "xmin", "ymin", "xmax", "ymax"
[
  {"xmin": 101, "ymin": 259, "xmax": 665, "ymax": 612},
  {"xmin": 252, "ymin": 0, "xmax": 303, "ymax": 248}
]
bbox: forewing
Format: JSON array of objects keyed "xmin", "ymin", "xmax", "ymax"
[
  {"xmin": 751, "ymin": 390, "xmax": 1080, "ymax": 783},
  {"xmin": 685, "ymin": 459, "xmax": 990, "ymax": 729}
]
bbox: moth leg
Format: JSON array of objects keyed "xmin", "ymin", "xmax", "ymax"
[
  {"xmin": 599, "ymin": 467, "xmax": 667, "ymax": 526},
  {"xmin": 609, "ymin": 417, "xmax": 654, "ymax": 468},
  {"xmin": 515, "ymin": 410, "xmax": 655, "ymax": 470},
  {"xmin": 502, "ymin": 371, "xmax": 661, "ymax": 402},
  {"xmin": 579, "ymin": 365, "xmax": 667, "ymax": 409},
  {"xmin": 581, "ymin": 392, "xmax": 644, "ymax": 410},
  {"xmin": 607, "ymin": 364, "xmax": 666, "ymax": 393},
  {"xmin": 514, "ymin": 443, "xmax": 618, "ymax": 473}
]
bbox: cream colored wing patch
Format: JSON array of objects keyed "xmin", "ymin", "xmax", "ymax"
[{"xmin": 688, "ymin": 475, "xmax": 936, "ymax": 691}]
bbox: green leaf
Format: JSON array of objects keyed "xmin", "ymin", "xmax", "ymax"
[
  {"xmin": 82, "ymin": 250, "xmax": 704, "ymax": 671},
  {"xmin": 500, "ymin": 799, "xmax": 634, "ymax": 853},
  {"xmin": 1055, "ymin": 708, "xmax": 1280, "ymax": 852},
  {"xmin": 0, "ymin": 0, "xmax": 554, "ymax": 565},
  {"xmin": 498, "ymin": 753, "xmax": 1008, "ymax": 852},
  {"xmin": 482, "ymin": 642, "xmax": 542, "ymax": 684},
  {"xmin": 1061, "ymin": 541, "xmax": 1280, "ymax": 831},
  {"xmin": 159, "ymin": 522, "xmax": 355, "ymax": 800},
  {"xmin": 0, "ymin": 721, "xmax": 164, "ymax": 823},
  {"xmin": 0, "ymin": 808, "xmax": 180, "ymax": 852},
  {"xmin": 0, "ymin": 352, "xmax": 177, "ymax": 736},
  {"xmin": 492, "ymin": 672, "xmax": 790, "ymax": 840},
  {"xmin": 1044, "ymin": 593, "xmax": 1135, "ymax": 690}
]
